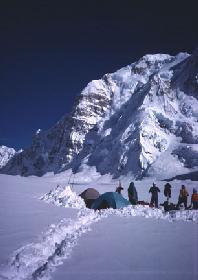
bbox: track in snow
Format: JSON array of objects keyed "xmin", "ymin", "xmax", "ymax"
[
  {"xmin": 1, "ymin": 205, "xmax": 198, "ymax": 280},
  {"xmin": 0, "ymin": 210, "xmax": 102, "ymax": 280}
]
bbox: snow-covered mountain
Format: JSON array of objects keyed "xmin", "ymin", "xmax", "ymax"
[
  {"xmin": 1, "ymin": 49, "xmax": 198, "ymax": 179},
  {"xmin": 0, "ymin": 146, "xmax": 16, "ymax": 169}
]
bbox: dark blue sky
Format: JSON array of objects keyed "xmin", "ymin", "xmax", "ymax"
[{"xmin": 1, "ymin": 0, "xmax": 197, "ymax": 150}]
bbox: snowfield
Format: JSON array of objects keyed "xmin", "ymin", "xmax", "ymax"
[{"xmin": 0, "ymin": 172, "xmax": 197, "ymax": 280}]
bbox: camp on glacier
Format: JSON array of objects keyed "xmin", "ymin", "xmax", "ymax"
[{"xmin": 1, "ymin": 48, "xmax": 198, "ymax": 280}]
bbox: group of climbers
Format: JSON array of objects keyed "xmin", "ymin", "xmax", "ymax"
[
  {"xmin": 116, "ymin": 181, "xmax": 198, "ymax": 211},
  {"xmin": 80, "ymin": 181, "xmax": 198, "ymax": 211},
  {"xmin": 164, "ymin": 184, "xmax": 198, "ymax": 210}
]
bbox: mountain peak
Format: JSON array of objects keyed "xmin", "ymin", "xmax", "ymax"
[{"xmin": 1, "ymin": 50, "xmax": 198, "ymax": 179}]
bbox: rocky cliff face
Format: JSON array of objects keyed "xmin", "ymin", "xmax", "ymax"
[
  {"xmin": 2, "ymin": 79, "xmax": 112, "ymax": 176},
  {"xmin": 2, "ymin": 50, "xmax": 198, "ymax": 179}
]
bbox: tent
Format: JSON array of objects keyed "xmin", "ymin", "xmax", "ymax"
[
  {"xmin": 91, "ymin": 192, "xmax": 130, "ymax": 210},
  {"xmin": 79, "ymin": 188, "xmax": 100, "ymax": 208}
]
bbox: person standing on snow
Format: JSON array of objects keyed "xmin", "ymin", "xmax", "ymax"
[
  {"xmin": 149, "ymin": 183, "xmax": 160, "ymax": 208},
  {"xmin": 191, "ymin": 188, "xmax": 198, "ymax": 209},
  {"xmin": 164, "ymin": 183, "xmax": 171, "ymax": 202},
  {"xmin": 177, "ymin": 185, "xmax": 189, "ymax": 209},
  {"xmin": 116, "ymin": 180, "xmax": 124, "ymax": 194},
  {"xmin": 128, "ymin": 181, "xmax": 138, "ymax": 205}
]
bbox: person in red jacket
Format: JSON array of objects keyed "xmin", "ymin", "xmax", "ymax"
[{"xmin": 191, "ymin": 188, "xmax": 198, "ymax": 209}]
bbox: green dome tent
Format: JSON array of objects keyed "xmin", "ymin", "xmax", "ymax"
[{"xmin": 91, "ymin": 192, "xmax": 130, "ymax": 210}]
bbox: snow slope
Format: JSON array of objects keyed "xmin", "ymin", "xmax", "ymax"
[
  {"xmin": 0, "ymin": 172, "xmax": 197, "ymax": 280},
  {"xmin": 2, "ymin": 50, "xmax": 198, "ymax": 179}
]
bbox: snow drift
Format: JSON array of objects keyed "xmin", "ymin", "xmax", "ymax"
[{"xmin": 40, "ymin": 185, "xmax": 86, "ymax": 209}]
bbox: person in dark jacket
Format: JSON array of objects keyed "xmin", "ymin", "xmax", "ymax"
[
  {"xmin": 116, "ymin": 181, "xmax": 123, "ymax": 194},
  {"xmin": 177, "ymin": 185, "xmax": 189, "ymax": 209},
  {"xmin": 128, "ymin": 181, "xmax": 138, "ymax": 205},
  {"xmin": 164, "ymin": 183, "xmax": 171, "ymax": 202},
  {"xmin": 149, "ymin": 183, "xmax": 160, "ymax": 208}
]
